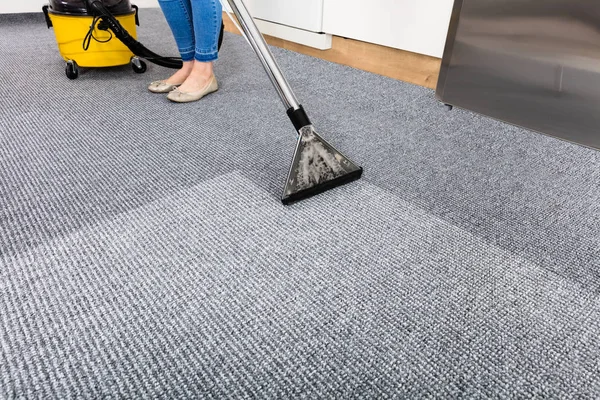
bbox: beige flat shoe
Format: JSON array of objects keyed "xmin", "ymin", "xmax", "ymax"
[
  {"xmin": 148, "ymin": 80, "xmax": 180, "ymax": 93},
  {"xmin": 166, "ymin": 75, "xmax": 218, "ymax": 103}
]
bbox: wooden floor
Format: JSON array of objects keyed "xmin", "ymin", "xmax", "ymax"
[{"xmin": 222, "ymin": 14, "xmax": 441, "ymax": 89}]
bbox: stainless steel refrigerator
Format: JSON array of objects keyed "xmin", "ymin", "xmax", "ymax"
[{"xmin": 436, "ymin": 0, "xmax": 600, "ymax": 149}]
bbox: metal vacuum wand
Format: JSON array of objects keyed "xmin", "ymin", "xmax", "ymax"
[
  {"xmin": 225, "ymin": 0, "xmax": 300, "ymax": 112},
  {"xmin": 223, "ymin": 0, "xmax": 363, "ymax": 204}
]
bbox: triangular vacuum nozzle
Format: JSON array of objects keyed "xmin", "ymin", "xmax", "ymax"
[{"xmin": 281, "ymin": 125, "xmax": 363, "ymax": 205}]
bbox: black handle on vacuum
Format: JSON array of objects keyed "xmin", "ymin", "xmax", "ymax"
[
  {"xmin": 132, "ymin": 4, "xmax": 140, "ymax": 26},
  {"xmin": 42, "ymin": 5, "xmax": 52, "ymax": 28}
]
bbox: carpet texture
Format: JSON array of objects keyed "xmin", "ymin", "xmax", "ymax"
[{"xmin": 1, "ymin": 9, "xmax": 599, "ymax": 399}]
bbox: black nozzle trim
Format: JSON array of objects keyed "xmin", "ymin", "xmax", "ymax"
[
  {"xmin": 281, "ymin": 167, "xmax": 363, "ymax": 205},
  {"xmin": 287, "ymin": 105, "xmax": 312, "ymax": 132}
]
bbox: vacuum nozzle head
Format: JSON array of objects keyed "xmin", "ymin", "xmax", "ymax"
[{"xmin": 281, "ymin": 125, "xmax": 363, "ymax": 205}]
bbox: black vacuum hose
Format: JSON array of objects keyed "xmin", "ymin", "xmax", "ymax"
[{"xmin": 86, "ymin": 0, "xmax": 224, "ymax": 69}]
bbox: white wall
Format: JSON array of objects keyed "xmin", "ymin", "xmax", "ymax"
[
  {"xmin": 0, "ymin": 0, "xmax": 159, "ymax": 14},
  {"xmin": 130, "ymin": 0, "xmax": 160, "ymax": 7},
  {"xmin": 2, "ymin": 0, "xmax": 50, "ymax": 13}
]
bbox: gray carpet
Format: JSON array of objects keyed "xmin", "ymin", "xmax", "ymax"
[{"xmin": 1, "ymin": 9, "xmax": 599, "ymax": 399}]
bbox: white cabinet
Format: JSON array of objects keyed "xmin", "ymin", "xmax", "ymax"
[
  {"xmin": 322, "ymin": 0, "xmax": 454, "ymax": 57},
  {"xmin": 244, "ymin": 0, "xmax": 324, "ymax": 33},
  {"xmin": 241, "ymin": 0, "xmax": 454, "ymax": 57},
  {"xmin": 243, "ymin": 0, "xmax": 332, "ymax": 50}
]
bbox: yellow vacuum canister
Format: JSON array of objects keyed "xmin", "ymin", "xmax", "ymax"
[{"xmin": 42, "ymin": 0, "xmax": 146, "ymax": 79}]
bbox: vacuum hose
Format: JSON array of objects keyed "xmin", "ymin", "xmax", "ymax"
[{"xmin": 85, "ymin": 0, "xmax": 223, "ymax": 69}]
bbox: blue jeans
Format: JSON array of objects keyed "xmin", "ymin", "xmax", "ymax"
[{"xmin": 158, "ymin": 0, "xmax": 223, "ymax": 62}]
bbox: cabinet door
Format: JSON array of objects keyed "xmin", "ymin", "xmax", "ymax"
[
  {"xmin": 244, "ymin": 0, "xmax": 325, "ymax": 33},
  {"xmin": 322, "ymin": 0, "xmax": 453, "ymax": 57}
]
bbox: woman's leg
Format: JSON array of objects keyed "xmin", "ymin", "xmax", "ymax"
[
  {"xmin": 156, "ymin": 0, "xmax": 197, "ymax": 84},
  {"xmin": 177, "ymin": 0, "xmax": 223, "ymax": 93}
]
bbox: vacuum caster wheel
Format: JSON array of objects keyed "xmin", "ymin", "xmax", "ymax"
[
  {"xmin": 65, "ymin": 60, "xmax": 79, "ymax": 80},
  {"xmin": 131, "ymin": 57, "xmax": 147, "ymax": 74}
]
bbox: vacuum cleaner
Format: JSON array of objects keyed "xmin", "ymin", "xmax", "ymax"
[
  {"xmin": 43, "ymin": 0, "xmax": 145, "ymax": 79},
  {"xmin": 44, "ymin": 0, "xmax": 362, "ymax": 204},
  {"xmin": 43, "ymin": 0, "xmax": 224, "ymax": 79}
]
